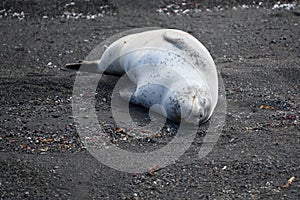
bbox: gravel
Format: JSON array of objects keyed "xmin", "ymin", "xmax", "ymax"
[{"xmin": 1, "ymin": 0, "xmax": 299, "ymax": 199}]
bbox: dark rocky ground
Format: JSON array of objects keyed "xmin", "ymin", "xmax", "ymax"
[{"xmin": 0, "ymin": 0, "xmax": 299, "ymax": 199}]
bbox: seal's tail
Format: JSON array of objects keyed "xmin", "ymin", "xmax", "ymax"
[
  {"xmin": 65, "ymin": 60, "xmax": 100, "ymax": 73},
  {"xmin": 65, "ymin": 60, "xmax": 122, "ymax": 76},
  {"xmin": 65, "ymin": 61, "xmax": 83, "ymax": 70}
]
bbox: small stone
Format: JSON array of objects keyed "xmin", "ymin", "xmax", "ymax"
[
  {"xmin": 24, "ymin": 191, "xmax": 29, "ymax": 197},
  {"xmin": 52, "ymin": 113, "xmax": 61, "ymax": 118}
]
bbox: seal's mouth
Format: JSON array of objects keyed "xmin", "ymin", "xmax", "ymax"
[
  {"xmin": 183, "ymin": 96, "xmax": 211, "ymax": 125},
  {"xmin": 184, "ymin": 108, "xmax": 204, "ymax": 125}
]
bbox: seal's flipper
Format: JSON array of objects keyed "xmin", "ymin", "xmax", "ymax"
[
  {"xmin": 65, "ymin": 61, "xmax": 83, "ymax": 70},
  {"xmin": 65, "ymin": 60, "xmax": 100, "ymax": 73},
  {"xmin": 119, "ymin": 84, "xmax": 137, "ymax": 102},
  {"xmin": 65, "ymin": 60, "xmax": 122, "ymax": 76}
]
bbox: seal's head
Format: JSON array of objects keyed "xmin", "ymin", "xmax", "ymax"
[
  {"xmin": 181, "ymin": 94, "xmax": 211, "ymax": 124},
  {"xmin": 179, "ymin": 89, "xmax": 212, "ymax": 125},
  {"xmin": 162, "ymin": 84, "xmax": 212, "ymax": 125}
]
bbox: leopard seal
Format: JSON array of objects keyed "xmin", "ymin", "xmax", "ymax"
[{"xmin": 66, "ymin": 29, "xmax": 218, "ymax": 124}]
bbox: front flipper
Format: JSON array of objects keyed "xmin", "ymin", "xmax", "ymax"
[
  {"xmin": 119, "ymin": 83, "xmax": 137, "ymax": 102},
  {"xmin": 119, "ymin": 84, "xmax": 169, "ymax": 122}
]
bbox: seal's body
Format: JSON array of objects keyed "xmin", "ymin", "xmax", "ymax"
[{"xmin": 67, "ymin": 29, "xmax": 218, "ymax": 124}]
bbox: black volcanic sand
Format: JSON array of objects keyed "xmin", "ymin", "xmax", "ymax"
[{"xmin": 1, "ymin": 0, "xmax": 300, "ymax": 199}]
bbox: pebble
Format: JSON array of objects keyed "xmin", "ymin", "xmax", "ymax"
[{"xmin": 51, "ymin": 113, "xmax": 61, "ymax": 118}]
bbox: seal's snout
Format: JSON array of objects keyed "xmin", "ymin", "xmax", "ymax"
[{"xmin": 183, "ymin": 95, "xmax": 210, "ymax": 125}]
